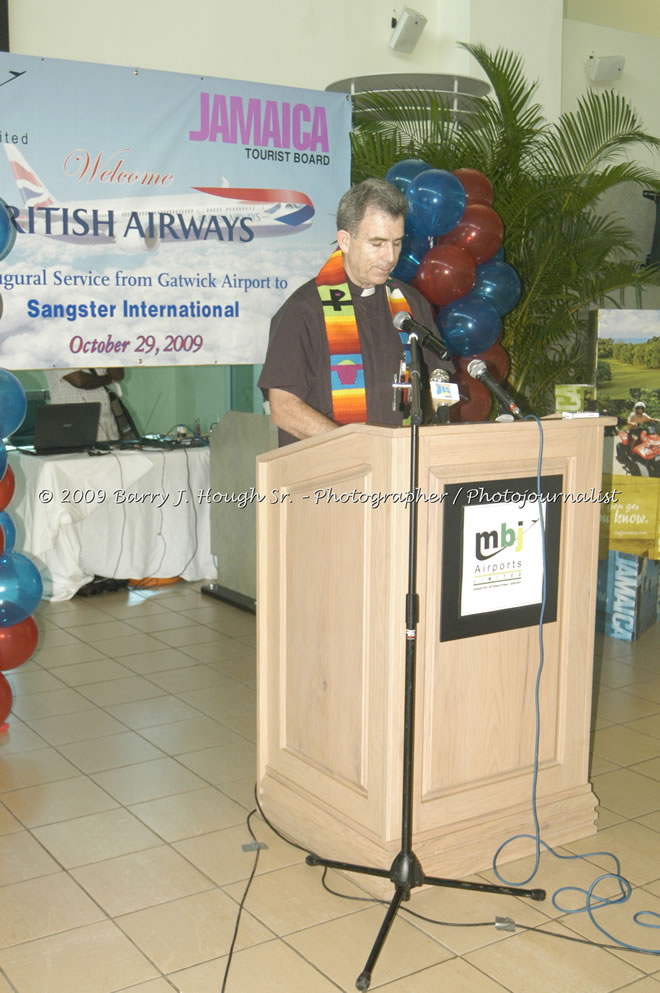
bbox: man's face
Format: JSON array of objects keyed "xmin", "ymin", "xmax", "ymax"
[{"xmin": 338, "ymin": 207, "xmax": 404, "ymax": 289}]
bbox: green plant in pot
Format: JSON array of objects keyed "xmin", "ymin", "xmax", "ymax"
[{"xmin": 349, "ymin": 43, "xmax": 660, "ymax": 414}]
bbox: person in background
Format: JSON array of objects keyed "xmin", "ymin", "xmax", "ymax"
[
  {"xmin": 44, "ymin": 368, "xmax": 125, "ymax": 441},
  {"xmin": 626, "ymin": 401, "xmax": 654, "ymax": 428}
]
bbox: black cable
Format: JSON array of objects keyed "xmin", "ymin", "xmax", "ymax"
[{"xmin": 220, "ymin": 807, "xmax": 262, "ymax": 993}]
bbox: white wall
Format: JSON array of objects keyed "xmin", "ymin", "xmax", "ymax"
[
  {"xmin": 8, "ymin": 0, "xmax": 561, "ymax": 113},
  {"xmin": 563, "ymin": 18, "xmax": 660, "ymax": 302}
]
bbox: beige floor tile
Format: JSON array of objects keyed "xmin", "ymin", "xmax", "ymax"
[
  {"xmin": 105, "ymin": 695, "xmax": 202, "ymax": 729},
  {"xmin": 595, "ymin": 689, "xmax": 660, "ymax": 724},
  {"xmin": 2, "ymin": 775, "xmax": 118, "ymax": 827},
  {"xmin": 174, "ymin": 818, "xmax": 305, "ymax": 886},
  {"xmin": 176, "ymin": 739, "xmax": 256, "ymax": 784},
  {"xmin": 0, "ymin": 873, "xmax": 105, "ymax": 946},
  {"xmin": 44, "ymin": 657, "xmax": 134, "ymax": 686},
  {"xmin": 71, "ymin": 844, "xmax": 213, "ymax": 915},
  {"xmin": 153, "ymin": 625, "xmax": 219, "ymax": 648},
  {"xmin": 564, "ymin": 820, "xmax": 660, "ymax": 886},
  {"xmin": 0, "ymin": 804, "xmax": 22, "ymax": 836},
  {"xmin": 286, "ymin": 902, "xmax": 453, "ymax": 989},
  {"xmin": 171, "ymin": 938, "xmax": 342, "ymax": 993},
  {"xmin": 32, "ymin": 807, "xmax": 162, "ymax": 868},
  {"xmin": 127, "ymin": 611, "xmax": 204, "ymax": 633},
  {"xmin": 178, "ymin": 681, "xmax": 255, "ymax": 717},
  {"xmin": 211, "ymin": 703, "xmax": 256, "ymax": 740},
  {"xmin": 11, "ymin": 686, "xmax": 95, "ymax": 720},
  {"xmin": 630, "ymin": 679, "xmax": 660, "ymax": 705},
  {"xmin": 206, "ymin": 655, "xmax": 257, "ymax": 683},
  {"xmin": 129, "ymin": 785, "xmax": 247, "ymax": 840},
  {"xmin": 116, "ymin": 888, "xmax": 271, "ymax": 972},
  {"xmin": 628, "ymin": 715, "xmax": 660, "ymax": 740},
  {"xmin": 223, "ymin": 862, "xmax": 371, "ymax": 935},
  {"xmin": 608, "ymin": 979, "xmax": 660, "ymax": 993},
  {"xmin": 591, "ymin": 725, "xmax": 660, "ymax": 766},
  {"xmin": 636, "ymin": 810, "xmax": 660, "ymax": 833},
  {"xmin": 592, "ymin": 769, "xmax": 660, "ymax": 819},
  {"xmin": 65, "ymin": 619, "xmax": 144, "ymax": 643},
  {"xmin": 557, "ymin": 886, "xmax": 660, "ymax": 974},
  {"xmin": 0, "ymin": 719, "xmax": 48, "ymax": 753},
  {"xmin": 179, "ymin": 635, "xmax": 254, "ymax": 663},
  {"xmin": 137, "ymin": 715, "xmax": 246, "ymax": 754},
  {"xmin": 595, "ymin": 806, "xmax": 628, "ymax": 830},
  {"xmin": 77, "ymin": 675, "xmax": 167, "ymax": 707},
  {"xmin": 0, "ymin": 830, "xmax": 60, "ymax": 885},
  {"xmin": 376, "ymin": 957, "xmax": 513, "ymax": 992},
  {"xmin": 0, "ymin": 746, "xmax": 80, "ymax": 791},
  {"xmin": 31, "ymin": 642, "xmax": 108, "ymax": 668},
  {"xmin": 91, "ymin": 633, "xmax": 169, "ymax": 657},
  {"xmin": 26, "ymin": 707, "xmax": 128, "ymax": 745},
  {"xmin": 57, "ymin": 731, "xmax": 165, "ymax": 773},
  {"xmin": 118, "ymin": 646, "xmax": 200, "ymax": 674},
  {"xmin": 94, "ymin": 597, "xmax": 171, "ymax": 620},
  {"xmin": 145, "ymin": 664, "xmax": 230, "ymax": 693},
  {"xmin": 630, "ymin": 756, "xmax": 660, "ymax": 782},
  {"xmin": 0, "ymin": 973, "xmax": 14, "ymax": 993},
  {"xmin": 6, "ymin": 667, "xmax": 64, "ymax": 694},
  {"xmin": 92, "ymin": 756, "xmax": 207, "ymax": 804},
  {"xmin": 465, "ymin": 919, "xmax": 643, "ymax": 993},
  {"xmin": 179, "ymin": 605, "xmax": 257, "ymax": 637},
  {"xmin": 121, "ymin": 982, "xmax": 178, "ymax": 993},
  {"xmin": 218, "ymin": 777, "xmax": 259, "ymax": 809},
  {"xmin": 0, "ymin": 920, "xmax": 158, "ymax": 993},
  {"xmin": 590, "ymin": 754, "xmax": 620, "ymax": 777},
  {"xmin": 33, "ymin": 629, "xmax": 86, "ymax": 650}
]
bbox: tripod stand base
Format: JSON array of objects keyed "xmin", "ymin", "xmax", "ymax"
[{"xmin": 306, "ymin": 851, "xmax": 545, "ymax": 991}]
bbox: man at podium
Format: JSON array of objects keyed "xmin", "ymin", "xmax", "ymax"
[{"xmin": 258, "ymin": 178, "xmax": 452, "ymax": 446}]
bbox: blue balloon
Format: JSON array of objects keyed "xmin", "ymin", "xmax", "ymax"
[
  {"xmin": 0, "ymin": 370, "xmax": 27, "ymax": 439},
  {"xmin": 0, "ymin": 552, "xmax": 42, "ymax": 626},
  {"xmin": 0, "ymin": 198, "xmax": 16, "ymax": 263},
  {"xmin": 472, "ymin": 260, "xmax": 521, "ymax": 315},
  {"xmin": 391, "ymin": 227, "xmax": 429, "ymax": 282},
  {"xmin": 385, "ymin": 158, "xmax": 431, "ymax": 196},
  {"xmin": 0, "ymin": 512, "xmax": 16, "ymax": 553},
  {"xmin": 436, "ymin": 297, "xmax": 501, "ymax": 356},
  {"xmin": 407, "ymin": 169, "xmax": 467, "ymax": 238}
]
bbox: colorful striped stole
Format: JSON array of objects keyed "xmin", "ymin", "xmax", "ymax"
[{"xmin": 315, "ymin": 249, "xmax": 412, "ymax": 425}]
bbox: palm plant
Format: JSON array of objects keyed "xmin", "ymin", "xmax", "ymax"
[{"xmin": 350, "ymin": 43, "xmax": 660, "ymax": 412}]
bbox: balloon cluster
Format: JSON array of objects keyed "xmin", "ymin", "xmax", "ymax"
[
  {"xmin": 0, "ymin": 370, "xmax": 42, "ymax": 728},
  {"xmin": 386, "ymin": 160, "xmax": 522, "ymax": 421}
]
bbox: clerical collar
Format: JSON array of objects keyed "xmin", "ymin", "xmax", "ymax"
[{"xmin": 361, "ymin": 286, "xmax": 376, "ymax": 297}]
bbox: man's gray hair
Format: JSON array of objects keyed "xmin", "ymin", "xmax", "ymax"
[{"xmin": 336, "ymin": 178, "xmax": 408, "ymax": 235}]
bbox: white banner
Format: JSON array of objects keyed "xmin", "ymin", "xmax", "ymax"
[{"xmin": 0, "ymin": 54, "xmax": 351, "ymax": 368}]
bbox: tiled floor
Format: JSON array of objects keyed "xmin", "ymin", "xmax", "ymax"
[{"xmin": 0, "ymin": 583, "xmax": 659, "ymax": 993}]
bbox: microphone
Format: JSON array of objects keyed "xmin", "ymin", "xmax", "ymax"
[
  {"xmin": 467, "ymin": 359, "xmax": 523, "ymax": 420},
  {"xmin": 430, "ymin": 369, "xmax": 460, "ymax": 424},
  {"xmin": 393, "ymin": 311, "xmax": 449, "ymax": 359}
]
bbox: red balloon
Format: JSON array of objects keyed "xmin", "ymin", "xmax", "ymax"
[
  {"xmin": 0, "ymin": 672, "xmax": 12, "ymax": 723},
  {"xmin": 0, "ymin": 466, "xmax": 15, "ymax": 512},
  {"xmin": 0, "ymin": 616, "xmax": 39, "ymax": 671},
  {"xmin": 414, "ymin": 245, "xmax": 476, "ymax": 309},
  {"xmin": 449, "ymin": 374, "xmax": 492, "ymax": 422},
  {"xmin": 453, "ymin": 168, "xmax": 494, "ymax": 207},
  {"xmin": 454, "ymin": 342, "xmax": 510, "ymax": 383},
  {"xmin": 439, "ymin": 205, "xmax": 504, "ymax": 264}
]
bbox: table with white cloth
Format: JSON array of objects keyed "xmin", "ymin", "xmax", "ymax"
[{"xmin": 8, "ymin": 447, "xmax": 215, "ymax": 600}]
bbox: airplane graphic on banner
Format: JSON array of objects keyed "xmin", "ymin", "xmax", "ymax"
[{"xmin": 3, "ymin": 145, "xmax": 315, "ymax": 252}]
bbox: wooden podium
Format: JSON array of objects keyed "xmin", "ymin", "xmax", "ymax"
[{"xmin": 256, "ymin": 417, "xmax": 610, "ymax": 886}]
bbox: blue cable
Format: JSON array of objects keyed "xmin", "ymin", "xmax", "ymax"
[{"xmin": 491, "ymin": 415, "xmax": 660, "ymax": 954}]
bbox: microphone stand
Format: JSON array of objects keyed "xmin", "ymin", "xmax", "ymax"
[{"xmin": 306, "ymin": 330, "xmax": 546, "ymax": 991}]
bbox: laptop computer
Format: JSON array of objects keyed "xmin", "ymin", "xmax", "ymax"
[{"xmin": 31, "ymin": 402, "xmax": 101, "ymax": 455}]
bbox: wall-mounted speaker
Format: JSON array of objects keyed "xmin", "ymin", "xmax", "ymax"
[
  {"xmin": 586, "ymin": 55, "xmax": 625, "ymax": 82},
  {"xmin": 390, "ymin": 7, "xmax": 427, "ymax": 54}
]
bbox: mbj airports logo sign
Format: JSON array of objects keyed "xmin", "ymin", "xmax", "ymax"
[{"xmin": 462, "ymin": 504, "xmax": 545, "ymax": 617}]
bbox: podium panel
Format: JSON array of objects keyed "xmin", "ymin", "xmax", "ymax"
[{"xmin": 257, "ymin": 418, "xmax": 611, "ymax": 885}]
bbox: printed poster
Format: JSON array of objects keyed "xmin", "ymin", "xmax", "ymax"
[{"xmin": 0, "ymin": 53, "xmax": 352, "ymax": 369}]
